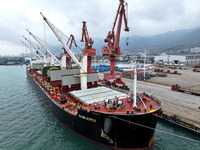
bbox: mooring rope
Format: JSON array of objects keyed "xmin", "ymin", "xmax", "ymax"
[{"xmin": 111, "ymin": 116, "xmax": 200, "ymax": 143}]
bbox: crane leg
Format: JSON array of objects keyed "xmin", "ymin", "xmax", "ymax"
[
  {"xmin": 87, "ymin": 56, "xmax": 92, "ymax": 73},
  {"xmin": 110, "ymin": 56, "xmax": 116, "ymax": 75}
]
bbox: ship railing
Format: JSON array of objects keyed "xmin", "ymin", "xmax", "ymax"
[
  {"xmin": 150, "ymin": 95, "xmax": 162, "ymax": 106},
  {"xmin": 142, "ymin": 92, "xmax": 162, "ymax": 108}
]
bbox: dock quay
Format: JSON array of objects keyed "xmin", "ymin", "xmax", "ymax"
[
  {"xmin": 122, "ymin": 77, "xmax": 200, "ymax": 134},
  {"xmin": 148, "ymin": 68, "xmax": 200, "ymax": 91}
]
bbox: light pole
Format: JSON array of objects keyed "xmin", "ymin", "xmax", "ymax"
[{"xmin": 144, "ymin": 53, "xmax": 146, "ymax": 81}]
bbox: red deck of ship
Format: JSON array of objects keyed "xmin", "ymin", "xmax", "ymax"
[
  {"xmin": 80, "ymin": 95, "xmax": 159, "ymax": 115},
  {"xmin": 30, "ymin": 70, "xmax": 160, "ymax": 116}
]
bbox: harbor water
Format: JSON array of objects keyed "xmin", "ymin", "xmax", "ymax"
[{"xmin": 0, "ymin": 66, "xmax": 199, "ymax": 150}]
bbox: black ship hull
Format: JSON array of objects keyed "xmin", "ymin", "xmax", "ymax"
[{"xmin": 27, "ymin": 73, "xmax": 161, "ymax": 149}]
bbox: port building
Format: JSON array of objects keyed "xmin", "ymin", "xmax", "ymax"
[
  {"xmin": 154, "ymin": 55, "xmax": 186, "ymax": 65},
  {"xmin": 185, "ymin": 54, "xmax": 200, "ymax": 65}
]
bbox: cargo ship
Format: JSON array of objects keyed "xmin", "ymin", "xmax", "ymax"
[
  {"xmin": 26, "ymin": 62, "xmax": 162, "ymax": 149},
  {"xmin": 24, "ymin": 1, "xmax": 162, "ymax": 149}
]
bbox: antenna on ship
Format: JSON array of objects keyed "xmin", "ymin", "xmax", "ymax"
[{"xmin": 133, "ymin": 61, "xmax": 137, "ymax": 108}]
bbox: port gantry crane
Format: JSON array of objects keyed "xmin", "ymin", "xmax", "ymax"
[
  {"xmin": 61, "ymin": 34, "xmax": 77, "ymax": 69},
  {"xmin": 81, "ymin": 21, "xmax": 96, "ymax": 73},
  {"xmin": 102, "ymin": 0, "xmax": 129, "ymax": 85}
]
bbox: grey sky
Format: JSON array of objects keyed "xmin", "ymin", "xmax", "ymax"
[{"xmin": 0, "ymin": 0, "xmax": 200, "ymax": 55}]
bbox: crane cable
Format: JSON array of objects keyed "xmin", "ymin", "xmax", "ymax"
[
  {"xmin": 111, "ymin": 116, "xmax": 200, "ymax": 144},
  {"xmin": 43, "ymin": 19, "xmax": 82, "ymax": 55},
  {"xmin": 42, "ymin": 16, "xmax": 83, "ymax": 56},
  {"xmin": 29, "ymin": 33, "xmax": 32, "ymax": 58}
]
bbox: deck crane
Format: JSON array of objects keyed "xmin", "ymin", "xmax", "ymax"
[
  {"xmin": 40, "ymin": 12, "xmax": 88, "ymax": 90},
  {"xmin": 21, "ymin": 40, "xmax": 43, "ymax": 60},
  {"xmin": 61, "ymin": 34, "xmax": 77, "ymax": 69},
  {"xmin": 21, "ymin": 40, "xmax": 45, "ymax": 67},
  {"xmin": 81, "ymin": 21, "xmax": 96, "ymax": 73},
  {"xmin": 102, "ymin": 0, "xmax": 129, "ymax": 85},
  {"xmin": 23, "ymin": 36, "xmax": 49, "ymax": 66},
  {"xmin": 26, "ymin": 29, "xmax": 65, "ymax": 67}
]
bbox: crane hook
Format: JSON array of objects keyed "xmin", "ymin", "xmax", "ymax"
[
  {"xmin": 126, "ymin": 37, "xmax": 129, "ymax": 46},
  {"xmin": 126, "ymin": 32, "xmax": 129, "ymax": 46}
]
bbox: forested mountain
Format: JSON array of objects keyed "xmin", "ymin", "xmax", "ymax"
[{"xmin": 92, "ymin": 26, "xmax": 200, "ymax": 54}]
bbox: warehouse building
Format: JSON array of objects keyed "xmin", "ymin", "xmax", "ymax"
[
  {"xmin": 185, "ymin": 54, "xmax": 200, "ymax": 65},
  {"xmin": 154, "ymin": 55, "xmax": 186, "ymax": 65}
]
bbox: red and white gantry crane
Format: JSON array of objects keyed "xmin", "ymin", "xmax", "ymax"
[{"xmin": 102, "ymin": 0, "xmax": 129, "ymax": 85}]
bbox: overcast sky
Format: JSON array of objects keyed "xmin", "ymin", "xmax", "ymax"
[{"xmin": 0, "ymin": 0, "xmax": 200, "ymax": 56}]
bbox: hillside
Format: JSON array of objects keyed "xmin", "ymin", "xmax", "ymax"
[{"xmin": 92, "ymin": 26, "xmax": 200, "ymax": 54}]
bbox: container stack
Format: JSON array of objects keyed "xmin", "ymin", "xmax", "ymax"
[{"xmin": 122, "ymin": 71, "xmax": 151, "ymax": 80}]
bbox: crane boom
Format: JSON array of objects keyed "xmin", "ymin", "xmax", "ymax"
[
  {"xmin": 23, "ymin": 36, "xmax": 48, "ymax": 61},
  {"xmin": 103, "ymin": 0, "xmax": 129, "ymax": 57},
  {"xmin": 21, "ymin": 40, "xmax": 42, "ymax": 60},
  {"xmin": 67, "ymin": 34, "xmax": 77, "ymax": 50},
  {"xmin": 81, "ymin": 21, "xmax": 94, "ymax": 49},
  {"xmin": 114, "ymin": 0, "xmax": 129, "ymax": 50},
  {"xmin": 26, "ymin": 29, "xmax": 64, "ymax": 67},
  {"xmin": 40, "ymin": 12, "xmax": 86, "ymax": 73},
  {"xmin": 113, "ymin": 0, "xmax": 129, "ymax": 32}
]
